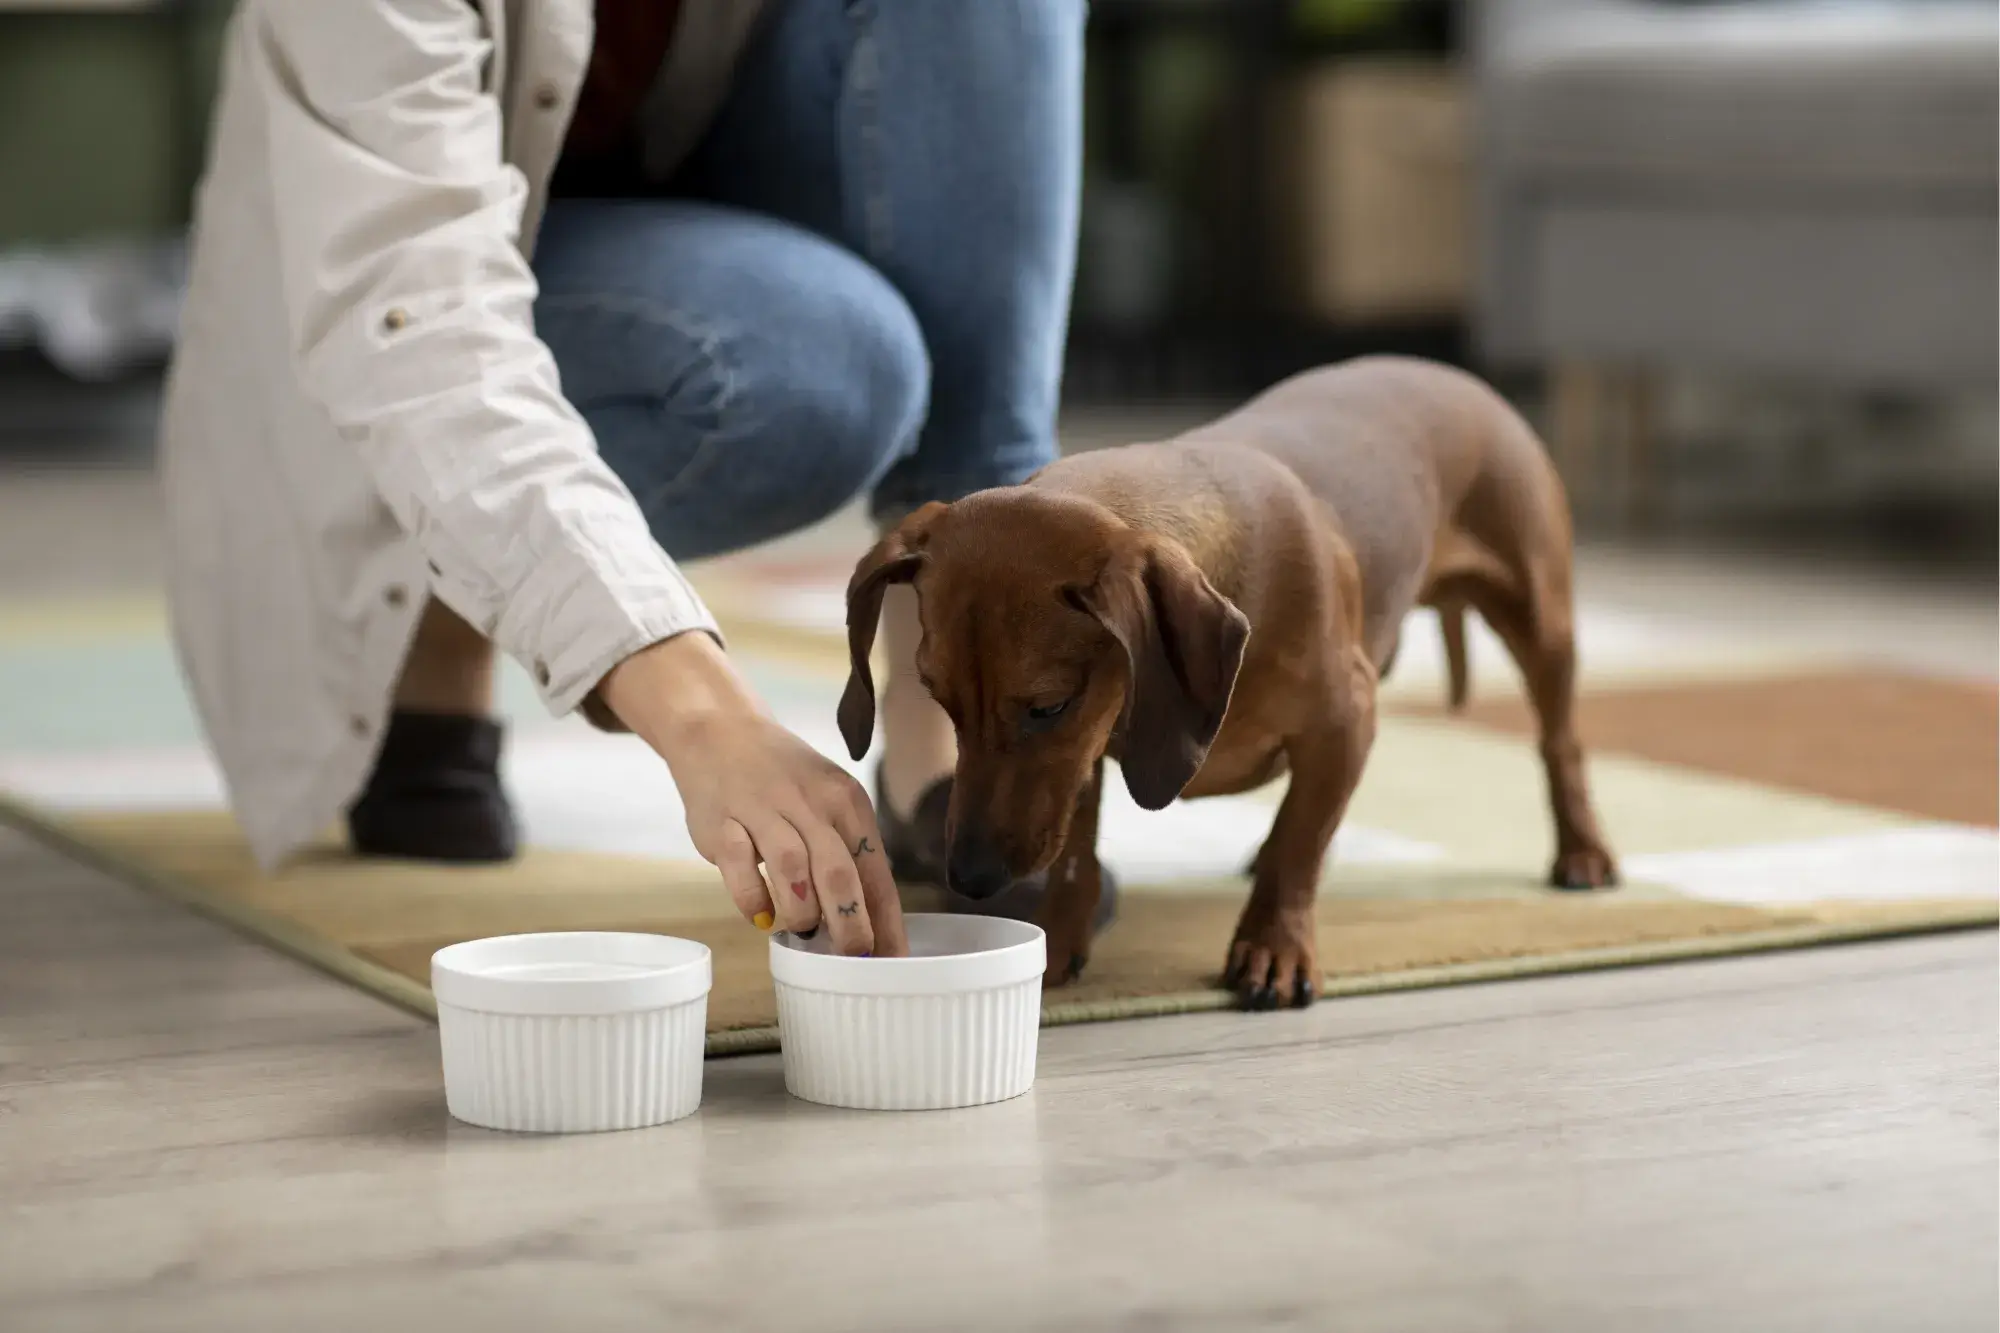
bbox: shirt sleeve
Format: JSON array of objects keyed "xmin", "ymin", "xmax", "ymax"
[{"xmin": 250, "ymin": 0, "xmax": 718, "ymax": 717}]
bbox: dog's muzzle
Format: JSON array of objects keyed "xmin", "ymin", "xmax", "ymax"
[{"xmin": 945, "ymin": 825, "xmax": 1014, "ymax": 900}]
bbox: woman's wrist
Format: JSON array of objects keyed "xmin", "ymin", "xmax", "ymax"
[{"xmin": 597, "ymin": 631, "xmax": 764, "ymax": 761}]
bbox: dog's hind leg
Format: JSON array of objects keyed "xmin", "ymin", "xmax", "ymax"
[
  {"xmin": 1421, "ymin": 531, "xmax": 1517, "ymax": 711},
  {"xmin": 1447, "ymin": 555, "xmax": 1618, "ymax": 890}
]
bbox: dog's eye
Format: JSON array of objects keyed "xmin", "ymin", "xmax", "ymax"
[{"xmin": 1022, "ymin": 696, "xmax": 1073, "ymax": 733}]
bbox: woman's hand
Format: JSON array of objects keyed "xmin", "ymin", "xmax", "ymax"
[{"xmin": 598, "ymin": 632, "xmax": 907, "ymax": 958}]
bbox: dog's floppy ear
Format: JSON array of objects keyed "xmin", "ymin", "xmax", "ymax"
[
  {"xmin": 838, "ymin": 503, "xmax": 947, "ymax": 760},
  {"xmin": 1086, "ymin": 539, "xmax": 1250, "ymax": 811}
]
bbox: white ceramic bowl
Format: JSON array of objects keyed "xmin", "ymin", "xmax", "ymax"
[
  {"xmin": 432, "ymin": 932, "xmax": 711, "ymax": 1133},
  {"xmin": 770, "ymin": 913, "xmax": 1045, "ymax": 1111}
]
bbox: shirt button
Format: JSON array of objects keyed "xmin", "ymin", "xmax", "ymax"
[
  {"xmin": 383, "ymin": 308, "xmax": 409, "ymax": 332},
  {"xmin": 384, "ymin": 584, "xmax": 408, "ymax": 609},
  {"xmin": 349, "ymin": 715, "xmax": 370, "ymax": 738},
  {"xmin": 533, "ymin": 82, "xmax": 561, "ymax": 111}
]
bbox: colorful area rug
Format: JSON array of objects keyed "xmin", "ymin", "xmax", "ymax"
[
  {"xmin": 1, "ymin": 534, "xmax": 1993, "ymax": 1056},
  {"xmin": 1405, "ymin": 669, "xmax": 1999, "ymax": 829},
  {"xmin": 8, "ymin": 798, "xmax": 1987, "ymax": 1058}
]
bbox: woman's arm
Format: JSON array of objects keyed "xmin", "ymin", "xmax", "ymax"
[{"xmin": 253, "ymin": 0, "xmax": 707, "ymax": 716}]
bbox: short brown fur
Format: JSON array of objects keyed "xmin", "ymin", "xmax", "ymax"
[{"xmin": 841, "ymin": 357, "xmax": 1618, "ymax": 1007}]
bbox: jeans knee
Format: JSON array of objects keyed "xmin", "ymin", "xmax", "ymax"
[
  {"xmin": 634, "ymin": 260, "xmax": 929, "ymax": 559},
  {"xmin": 823, "ymin": 287, "xmax": 930, "ymax": 486},
  {"xmin": 759, "ymin": 277, "xmax": 930, "ymax": 503}
]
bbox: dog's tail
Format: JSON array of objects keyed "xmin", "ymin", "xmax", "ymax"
[{"xmin": 1439, "ymin": 602, "xmax": 1469, "ymax": 710}]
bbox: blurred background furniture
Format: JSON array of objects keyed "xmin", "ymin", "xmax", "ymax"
[
  {"xmin": 0, "ymin": 0, "xmax": 216, "ymax": 250},
  {"xmin": 0, "ymin": 0, "xmax": 224, "ymax": 445},
  {"xmin": 2, "ymin": 0, "xmax": 1474, "ymax": 421},
  {"xmin": 1070, "ymin": 0, "xmax": 1468, "ymax": 402},
  {"xmin": 9, "ymin": 0, "xmax": 1998, "ymax": 523},
  {"xmin": 1473, "ymin": 0, "xmax": 2000, "ymax": 518}
]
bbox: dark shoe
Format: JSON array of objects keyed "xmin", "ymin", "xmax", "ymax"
[
  {"xmin": 347, "ymin": 711, "xmax": 519, "ymax": 863},
  {"xmin": 876, "ymin": 772, "xmax": 1117, "ymax": 934}
]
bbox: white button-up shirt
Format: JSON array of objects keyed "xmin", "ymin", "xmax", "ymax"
[{"xmin": 159, "ymin": 0, "xmax": 763, "ymax": 866}]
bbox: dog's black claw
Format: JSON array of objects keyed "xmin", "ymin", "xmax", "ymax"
[
  {"xmin": 1066, "ymin": 953, "xmax": 1087, "ymax": 981},
  {"xmin": 1222, "ymin": 959, "xmax": 1245, "ymax": 990},
  {"xmin": 1248, "ymin": 983, "xmax": 1279, "ymax": 1012},
  {"xmin": 1550, "ymin": 850, "xmax": 1620, "ymax": 893},
  {"xmin": 1293, "ymin": 979, "xmax": 1315, "ymax": 1009}
]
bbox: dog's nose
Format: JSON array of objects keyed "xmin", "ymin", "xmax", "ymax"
[{"xmin": 946, "ymin": 826, "xmax": 1013, "ymax": 900}]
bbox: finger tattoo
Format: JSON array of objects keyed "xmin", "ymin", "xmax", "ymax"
[
  {"xmin": 837, "ymin": 902, "xmax": 859, "ymax": 917},
  {"xmin": 851, "ymin": 835, "xmax": 876, "ymax": 857}
]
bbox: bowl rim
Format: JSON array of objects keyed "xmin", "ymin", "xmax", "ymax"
[
  {"xmin": 768, "ymin": 913, "xmax": 1046, "ymax": 996},
  {"xmin": 432, "ymin": 931, "xmax": 713, "ymax": 1016}
]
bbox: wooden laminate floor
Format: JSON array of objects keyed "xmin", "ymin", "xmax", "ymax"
[{"xmin": 2, "ymin": 824, "xmax": 1994, "ymax": 1333}]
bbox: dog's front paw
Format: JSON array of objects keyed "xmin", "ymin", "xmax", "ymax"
[
  {"xmin": 1550, "ymin": 844, "xmax": 1619, "ymax": 892},
  {"xmin": 1223, "ymin": 906, "xmax": 1320, "ymax": 1011},
  {"xmin": 1043, "ymin": 948, "xmax": 1089, "ymax": 988},
  {"xmin": 1035, "ymin": 861, "xmax": 1102, "ymax": 988},
  {"xmin": 1036, "ymin": 909, "xmax": 1093, "ymax": 989}
]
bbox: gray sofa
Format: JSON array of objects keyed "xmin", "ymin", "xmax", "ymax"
[{"xmin": 1472, "ymin": 0, "xmax": 1998, "ymax": 509}]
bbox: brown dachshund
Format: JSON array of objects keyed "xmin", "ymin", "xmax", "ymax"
[{"xmin": 840, "ymin": 356, "xmax": 1619, "ymax": 1009}]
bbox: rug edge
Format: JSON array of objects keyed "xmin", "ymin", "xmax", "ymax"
[
  {"xmin": 0, "ymin": 792, "xmax": 439, "ymax": 1021},
  {"xmin": 6, "ymin": 790, "xmax": 1991, "ymax": 1064}
]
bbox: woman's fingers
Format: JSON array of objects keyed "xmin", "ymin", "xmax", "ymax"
[
  {"xmin": 742, "ymin": 813, "xmax": 822, "ymax": 937},
  {"xmin": 836, "ymin": 799, "xmax": 908, "ymax": 959},
  {"xmin": 798, "ymin": 810, "xmax": 875, "ymax": 957},
  {"xmin": 804, "ymin": 776, "xmax": 908, "ymax": 959},
  {"xmin": 712, "ymin": 818, "xmax": 774, "ymax": 929},
  {"xmin": 684, "ymin": 725, "xmax": 906, "ymax": 954},
  {"xmin": 850, "ymin": 831, "xmax": 907, "ymax": 959}
]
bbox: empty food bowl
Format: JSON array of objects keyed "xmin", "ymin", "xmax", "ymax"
[
  {"xmin": 432, "ymin": 931, "xmax": 712, "ymax": 1133},
  {"xmin": 770, "ymin": 914, "xmax": 1046, "ymax": 1111}
]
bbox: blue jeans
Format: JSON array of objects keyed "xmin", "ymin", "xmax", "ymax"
[{"xmin": 531, "ymin": 0, "xmax": 1085, "ymax": 561}]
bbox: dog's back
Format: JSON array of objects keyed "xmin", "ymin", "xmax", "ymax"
[
  {"xmin": 1038, "ymin": 356, "xmax": 1568, "ymax": 673},
  {"xmin": 1190, "ymin": 356, "xmax": 1559, "ymax": 562}
]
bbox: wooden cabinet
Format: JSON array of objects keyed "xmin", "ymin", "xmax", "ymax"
[{"xmin": 1271, "ymin": 60, "xmax": 1469, "ymax": 323}]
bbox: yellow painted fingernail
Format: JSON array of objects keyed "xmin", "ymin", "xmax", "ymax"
[{"xmin": 753, "ymin": 910, "xmax": 775, "ymax": 931}]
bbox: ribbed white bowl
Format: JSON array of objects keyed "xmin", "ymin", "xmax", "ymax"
[
  {"xmin": 432, "ymin": 932, "xmax": 711, "ymax": 1133},
  {"xmin": 771, "ymin": 914, "xmax": 1044, "ymax": 1111}
]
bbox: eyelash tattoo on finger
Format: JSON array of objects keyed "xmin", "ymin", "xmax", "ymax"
[{"xmin": 837, "ymin": 902, "xmax": 859, "ymax": 917}]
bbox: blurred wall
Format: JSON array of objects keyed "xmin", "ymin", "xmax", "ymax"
[{"xmin": 0, "ymin": 5, "xmax": 229, "ymax": 247}]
